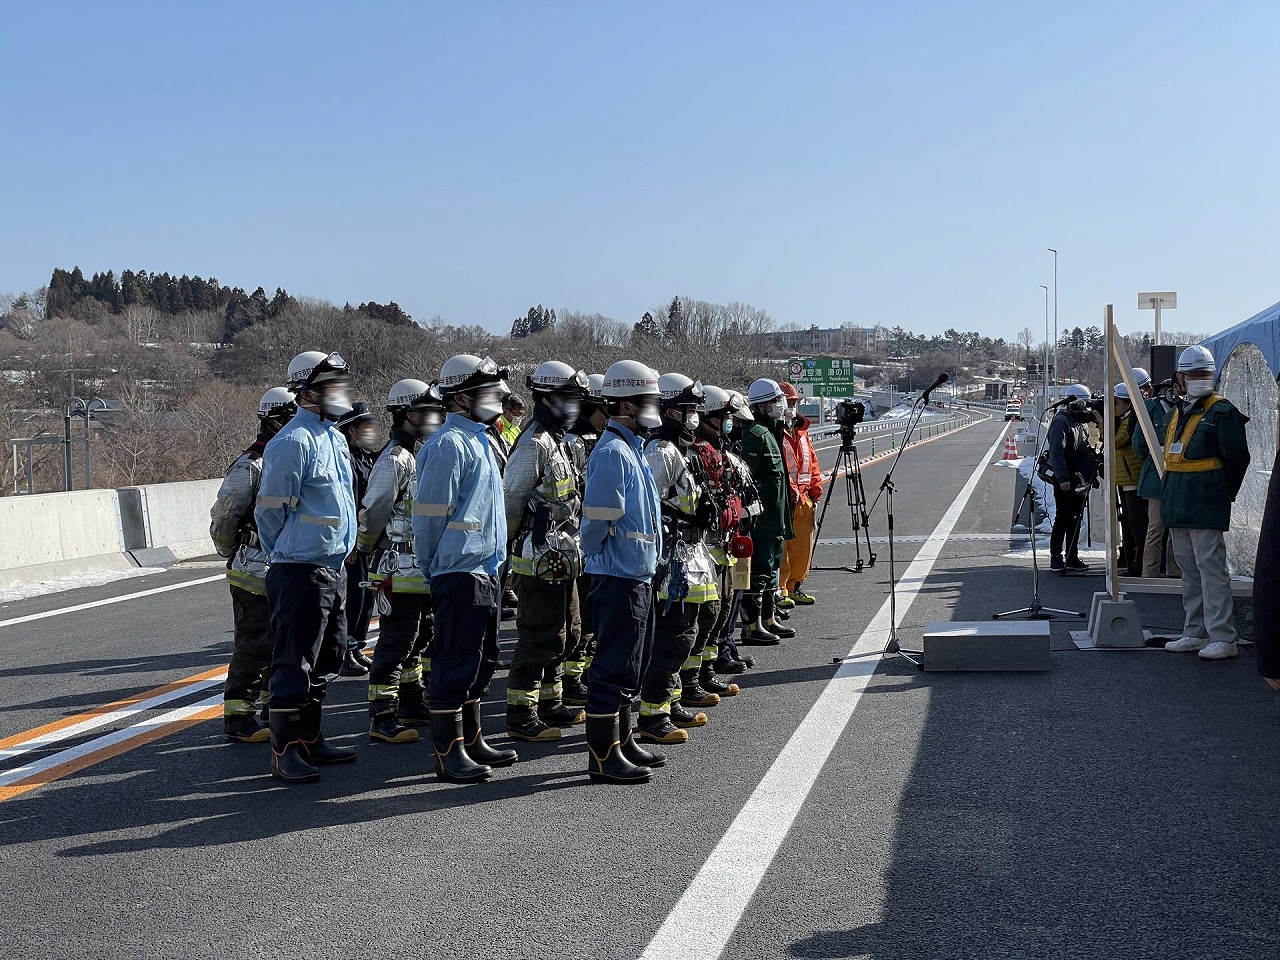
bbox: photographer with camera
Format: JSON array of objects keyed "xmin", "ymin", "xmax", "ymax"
[{"xmin": 1044, "ymin": 383, "xmax": 1100, "ymax": 572}]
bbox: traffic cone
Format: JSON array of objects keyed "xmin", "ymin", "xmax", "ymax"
[{"xmin": 1002, "ymin": 436, "xmax": 1018, "ymax": 460}]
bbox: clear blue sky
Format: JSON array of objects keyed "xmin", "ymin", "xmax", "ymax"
[{"xmin": 2, "ymin": 1, "xmax": 1277, "ymax": 344}]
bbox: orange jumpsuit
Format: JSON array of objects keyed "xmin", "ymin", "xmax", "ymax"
[{"xmin": 779, "ymin": 415, "xmax": 823, "ymax": 596}]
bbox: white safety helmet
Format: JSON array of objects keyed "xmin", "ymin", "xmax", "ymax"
[
  {"xmin": 528, "ymin": 360, "xmax": 589, "ymax": 396},
  {"xmin": 698, "ymin": 385, "xmax": 733, "ymax": 417},
  {"xmin": 726, "ymin": 389, "xmax": 755, "ymax": 421},
  {"xmin": 601, "ymin": 360, "xmax": 661, "ymax": 399},
  {"xmin": 258, "ymin": 386, "xmax": 297, "ymax": 419},
  {"xmin": 1064, "ymin": 383, "xmax": 1091, "ymax": 400},
  {"xmin": 586, "ymin": 373, "xmax": 605, "ymax": 398},
  {"xmin": 439, "ymin": 354, "xmax": 508, "ymax": 396},
  {"xmin": 386, "ymin": 378, "xmax": 438, "ymax": 412},
  {"xmin": 286, "ymin": 350, "xmax": 330, "ymax": 391},
  {"xmin": 746, "ymin": 378, "xmax": 783, "ymax": 406},
  {"xmin": 1113, "ymin": 382, "xmax": 1130, "ymax": 400},
  {"xmin": 1177, "ymin": 344, "xmax": 1216, "ymax": 373},
  {"xmin": 657, "ymin": 372, "xmax": 704, "ymax": 408},
  {"xmin": 1132, "ymin": 367, "xmax": 1152, "ymax": 388}
]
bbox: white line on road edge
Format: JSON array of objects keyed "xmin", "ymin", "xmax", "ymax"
[
  {"xmin": 639, "ymin": 423, "xmax": 1008, "ymax": 960},
  {"xmin": 0, "ymin": 694, "xmax": 223, "ymax": 791},
  {"xmin": 0, "ymin": 574, "xmax": 224, "ymax": 628}
]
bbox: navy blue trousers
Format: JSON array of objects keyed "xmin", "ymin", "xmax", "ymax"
[
  {"xmin": 586, "ymin": 574, "xmax": 655, "ymax": 715},
  {"xmin": 427, "ymin": 572, "xmax": 500, "ymax": 712},
  {"xmin": 266, "ymin": 562, "xmax": 347, "ymax": 709},
  {"xmin": 345, "ymin": 553, "xmax": 374, "ymax": 650}
]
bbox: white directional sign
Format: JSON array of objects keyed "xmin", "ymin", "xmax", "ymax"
[{"xmin": 1137, "ymin": 292, "xmax": 1177, "ymax": 309}]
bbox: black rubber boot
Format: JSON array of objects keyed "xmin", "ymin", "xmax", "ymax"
[
  {"xmin": 619, "ymin": 703, "xmax": 666, "ymax": 768},
  {"xmin": 352, "ymin": 646, "xmax": 373, "ymax": 668},
  {"xmin": 586, "ymin": 713, "xmax": 652, "ymax": 784},
  {"xmin": 397, "ymin": 683, "xmax": 432, "ymax": 726},
  {"xmin": 430, "ymin": 710, "xmax": 492, "ymax": 784},
  {"xmin": 462, "ymin": 700, "xmax": 517, "ymax": 768},
  {"xmin": 269, "ymin": 708, "xmax": 320, "ymax": 784},
  {"xmin": 538, "ymin": 701, "xmax": 586, "ymax": 726},
  {"xmin": 299, "ymin": 702, "xmax": 357, "ymax": 764},
  {"xmin": 225, "ymin": 714, "xmax": 270, "ymax": 743},
  {"xmin": 369, "ymin": 702, "xmax": 419, "ymax": 743},
  {"xmin": 740, "ymin": 594, "xmax": 780, "ymax": 645},
  {"xmin": 679, "ymin": 670, "xmax": 721, "ymax": 708},
  {"xmin": 636, "ymin": 713, "xmax": 689, "ymax": 744},
  {"xmin": 699, "ymin": 664, "xmax": 740, "ymax": 697},
  {"xmin": 762, "ymin": 592, "xmax": 796, "ymax": 639}
]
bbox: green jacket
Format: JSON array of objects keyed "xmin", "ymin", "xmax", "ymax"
[
  {"xmin": 1155, "ymin": 393, "xmax": 1250, "ymax": 531},
  {"xmin": 739, "ymin": 415, "xmax": 794, "ymax": 541},
  {"xmin": 1132, "ymin": 397, "xmax": 1172, "ymax": 499}
]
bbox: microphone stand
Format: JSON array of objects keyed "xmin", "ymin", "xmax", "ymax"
[
  {"xmin": 995, "ymin": 413, "xmax": 1083, "ymax": 620},
  {"xmin": 867, "ymin": 387, "xmax": 940, "ymax": 669}
]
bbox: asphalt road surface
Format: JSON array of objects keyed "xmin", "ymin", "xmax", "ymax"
[{"xmin": 2, "ymin": 415, "xmax": 1277, "ymax": 960}]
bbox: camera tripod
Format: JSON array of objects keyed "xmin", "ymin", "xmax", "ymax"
[{"xmin": 811, "ymin": 429, "xmax": 876, "ymax": 574}]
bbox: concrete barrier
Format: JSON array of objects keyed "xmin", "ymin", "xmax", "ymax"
[
  {"xmin": 0, "ymin": 489, "xmax": 131, "ymax": 588},
  {"xmin": 117, "ymin": 479, "xmax": 222, "ymax": 564}
]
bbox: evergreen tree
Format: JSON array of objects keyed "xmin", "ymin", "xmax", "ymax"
[
  {"xmin": 665, "ymin": 296, "xmax": 684, "ymax": 344},
  {"xmin": 510, "ymin": 313, "xmax": 531, "ymax": 339},
  {"xmin": 633, "ymin": 311, "xmax": 662, "ymax": 339}
]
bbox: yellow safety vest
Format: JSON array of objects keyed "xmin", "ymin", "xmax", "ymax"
[{"xmin": 1164, "ymin": 395, "xmax": 1224, "ymax": 473}]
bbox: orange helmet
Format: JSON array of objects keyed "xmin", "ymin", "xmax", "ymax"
[{"xmin": 779, "ymin": 381, "xmax": 799, "ymax": 400}]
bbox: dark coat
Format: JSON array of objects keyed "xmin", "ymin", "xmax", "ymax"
[
  {"xmin": 1253, "ymin": 446, "xmax": 1280, "ymax": 679},
  {"xmin": 739, "ymin": 414, "xmax": 794, "ymax": 541},
  {"xmin": 1156, "ymin": 394, "xmax": 1250, "ymax": 531}
]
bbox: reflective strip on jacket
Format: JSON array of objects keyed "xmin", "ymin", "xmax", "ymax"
[
  {"xmin": 505, "ymin": 422, "xmax": 583, "ymax": 581},
  {"xmin": 210, "ymin": 451, "xmax": 268, "ymax": 595},
  {"xmin": 413, "ymin": 413, "xmax": 507, "ymax": 580},
  {"xmin": 783, "ymin": 416, "xmax": 824, "ymax": 502},
  {"xmin": 254, "ymin": 407, "xmax": 357, "ymax": 569},
  {"xmin": 359, "ymin": 438, "xmax": 429, "ymax": 593},
  {"xmin": 645, "ymin": 437, "xmax": 717, "ymax": 602},
  {"xmin": 581, "ymin": 422, "xmax": 662, "ymax": 581}
]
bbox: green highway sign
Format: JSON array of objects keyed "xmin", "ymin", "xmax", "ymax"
[{"xmin": 786, "ymin": 357, "xmax": 865, "ymax": 398}]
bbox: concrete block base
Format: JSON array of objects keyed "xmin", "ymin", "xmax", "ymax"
[
  {"xmin": 1086, "ymin": 592, "xmax": 1145, "ymax": 648},
  {"xmin": 923, "ymin": 620, "xmax": 1051, "ymax": 671}
]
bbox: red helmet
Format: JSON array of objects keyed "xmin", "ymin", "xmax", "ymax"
[{"xmin": 779, "ymin": 382, "xmax": 799, "ymax": 401}]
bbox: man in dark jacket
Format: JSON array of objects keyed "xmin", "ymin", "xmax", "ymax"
[
  {"xmin": 1133, "ymin": 374, "xmax": 1181, "ymax": 578},
  {"xmin": 739, "ymin": 378, "xmax": 795, "ymax": 643},
  {"xmin": 1045, "ymin": 384, "xmax": 1099, "ymax": 571},
  {"xmin": 1157, "ymin": 346, "xmax": 1251, "ymax": 661}
]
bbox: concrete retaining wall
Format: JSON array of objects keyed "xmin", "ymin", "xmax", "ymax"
[{"xmin": 0, "ymin": 489, "xmax": 132, "ymax": 588}]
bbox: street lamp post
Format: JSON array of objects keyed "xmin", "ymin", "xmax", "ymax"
[
  {"xmin": 1040, "ymin": 285, "xmax": 1050, "ymax": 419},
  {"xmin": 1047, "ymin": 248, "xmax": 1058, "ymax": 389}
]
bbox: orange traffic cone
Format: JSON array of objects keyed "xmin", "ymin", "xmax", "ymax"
[{"xmin": 1002, "ymin": 436, "xmax": 1019, "ymax": 460}]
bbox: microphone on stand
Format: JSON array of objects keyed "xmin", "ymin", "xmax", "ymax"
[{"xmin": 919, "ymin": 372, "xmax": 950, "ymax": 403}]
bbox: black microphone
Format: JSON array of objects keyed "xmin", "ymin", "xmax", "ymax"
[{"xmin": 920, "ymin": 372, "xmax": 949, "ymax": 402}]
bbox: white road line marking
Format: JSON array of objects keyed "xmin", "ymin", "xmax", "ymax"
[
  {"xmin": 0, "ymin": 627, "xmax": 380, "ymax": 762},
  {"xmin": 639, "ymin": 423, "xmax": 1008, "ymax": 960},
  {"xmin": 0, "ymin": 694, "xmax": 223, "ymax": 791},
  {"xmin": 0, "ymin": 574, "xmax": 225, "ymax": 628}
]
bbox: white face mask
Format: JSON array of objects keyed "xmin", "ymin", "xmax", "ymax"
[
  {"xmin": 721, "ymin": 418, "xmax": 734, "ymax": 437},
  {"xmin": 466, "ymin": 387, "xmax": 504, "ymax": 424},
  {"xmin": 634, "ymin": 400, "xmax": 662, "ymax": 430},
  {"xmin": 1185, "ymin": 378, "xmax": 1214, "ymax": 398},
  {"xmin": 684, "ymin": 411, "xmax": 700, "ymax": 432},
  {"xmin": 356, "ymin": 425, "xmax": 382, "ymax": 452},
  {"xmin": 321, "ymin": 385, "xmax": 354, "ymax": 420},
  {"xmin": 770, "ymin": 399, "xmax": 787, "ymax": 420}
]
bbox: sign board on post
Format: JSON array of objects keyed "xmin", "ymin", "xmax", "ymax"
[
  {"xmin": 787, "ymin": 357, "xmax": 866, "ymax": 398},
  {"xmin": 1138, "ymin": 291, "xmax": 1177, "ymax": 346}
]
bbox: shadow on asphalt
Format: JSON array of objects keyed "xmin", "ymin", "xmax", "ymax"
[{"xmin": 779, "ymin": 561, "xmax": 1280, "ymax": 959}]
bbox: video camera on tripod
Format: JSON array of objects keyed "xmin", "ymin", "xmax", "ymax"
[{"xmin": 833, "ymin": 399, "xmax": 866, "ymax": 444}]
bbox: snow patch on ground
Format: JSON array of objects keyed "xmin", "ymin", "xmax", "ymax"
[{"xmin": 0, "ymin": 566, "xmax": 168, "ymax": 604}]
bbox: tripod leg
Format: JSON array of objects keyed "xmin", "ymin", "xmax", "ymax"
[{"xmin": 810, "ymin": 453, "xmax": 842, "ymax": 566}]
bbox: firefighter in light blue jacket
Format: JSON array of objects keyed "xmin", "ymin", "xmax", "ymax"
[
  {"xmin": 210, "ymin": 386, "xmax": 296, "ymax": 744},
  {"xmin": 579, "ymin": 359, "xmax": 665, "ymax": 785},
  {"xmin": 412, "ymin": 354, "xmax": 517, "ymax": 784},
  {"xmin": 254, "ymin": 350, "xmax": 359, "ymax": 784}
]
